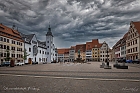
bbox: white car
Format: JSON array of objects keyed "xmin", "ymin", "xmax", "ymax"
[{"xmin": 15, "ymin": 62, "xmax": 24, "ymax": 66}]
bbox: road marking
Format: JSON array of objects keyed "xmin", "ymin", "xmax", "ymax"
[{"xmin": 0, "ymin": 73, "xmax": 140, "ymax": 82}]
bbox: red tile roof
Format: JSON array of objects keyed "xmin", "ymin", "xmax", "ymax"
[
  {"xmin": 75, "ymin": 44, "xmax": 86, "ymax": 52},
  {"xmin": 92, "ymin": 39, "xmax": 101, "ymax": 48},
  {"xmin": 0, "ymin": 24, "xmax": 23, "ymax": 42},
  {"xmin": 57, "ymin": 48, "xmax": 70, "ymax": 54},
  {"xmin": 132, "ymin": 21, "xmax": 140, "ymax": 34}
]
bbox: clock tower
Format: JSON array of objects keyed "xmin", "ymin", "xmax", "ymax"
[{"xmin": 46, "ymin": 25, "xmax": 53, "ymax": 63}]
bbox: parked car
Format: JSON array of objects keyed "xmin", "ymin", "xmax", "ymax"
[
  {"xmin": 1, "ymin": 62, "xmax": 10, "ymax": 66},
  {"xmin": 117, "ymin": 58, "xmax": 126, "ymax": 63},
  {"xmin": 32, "ymin": 61, "xmax": 38, "ymax": 64},
  {"xmin": 126, "ymin": 60, "xmax": 133, "ymax": 63},
  {"xmin": 15, "ymin": 62, "xmax": 24, "ymax": 66},
  {"xmin": 43, "ymin": 62, "xmax": 47, "ymax": 64},
  {"xmin": 132, "ymin": 59, "xmax": 140, "ymax": 64}
]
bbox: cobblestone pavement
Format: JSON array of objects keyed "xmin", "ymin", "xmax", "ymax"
[{"xmin": 0, "ymin": 62, "xmax": 140, "ymax": 93}]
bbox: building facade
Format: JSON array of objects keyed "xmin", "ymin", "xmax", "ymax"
[
  {"xmin": 75, "ymin": 44, "xmax": 86, "ymax": 60},
  {"xmin": 69, "ymin": 46, "xmax": 75, "ymax": 62},
  {"xmin": 126, "ymin": 21, "xmax": 140, "ymax": 60},
  {"xmin": 20, "ymin": 25, "xmax": 56, "ymax": 64},
  {"xmin": 0, "ymin": 24, "xmax": 24, "ymax": 65},
  {"xmin": 20, "ymin": 33, "xmax": 47, "ymax": 64},
  {"xmin": 100, "ymin": 41, "xmax": 110, "ymax": 62},
  {"xmin": 86, "ymin": 42, "xmax": 92, "ymax": 61}
]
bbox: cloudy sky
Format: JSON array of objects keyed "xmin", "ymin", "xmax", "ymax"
[{"xmin": 0, "ymin": 0, "xmax": 140, "ymax": 48}]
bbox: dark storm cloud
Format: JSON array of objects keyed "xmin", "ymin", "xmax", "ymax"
[{"xmin": 0, "ymin": 0, "xmax": 140, "ymax": 48}]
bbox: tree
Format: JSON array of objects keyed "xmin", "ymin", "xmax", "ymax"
[
  {"xmin": 4, "ymin": 50, "xmax": 11, "ymax": 61},
  {"xmin": 23, "ymin": 49, "xmax": 30, "ymax": 60}
]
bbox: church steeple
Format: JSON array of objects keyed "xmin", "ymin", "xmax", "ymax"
[{"xmin": 46, "ymin": 23, "xmax": 53, "ymax": 37}]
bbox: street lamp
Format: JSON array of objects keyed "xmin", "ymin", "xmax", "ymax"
[{"xmin": 106, "ymin": 44, "xmax": 109, "ymax": 66}]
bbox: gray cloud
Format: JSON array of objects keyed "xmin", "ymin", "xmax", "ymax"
[{"xmin": 0, "ymin": 0, "xmax": 140, "ymax": 48}]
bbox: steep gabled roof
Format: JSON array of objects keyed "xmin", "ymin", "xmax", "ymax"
[
  {"xmin": 92, "ymin": 39, "xmax": 101, "ymax": 48},
  {"xmin": 132, "ymin": 21, "xmax": 140, "ymax": 34},
  {"xmin": 20, "ymin": 33, "xmax": 35, "ymax": 44},
  {"xmin": 37, "ymin": 40, "xmax": 46, "ymax": 48},
  {"xmin": 0, "ymin": 24, "xmax": 23, "ymax": 42}
]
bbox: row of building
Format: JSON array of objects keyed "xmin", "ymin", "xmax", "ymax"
[
  {"xmin": 57, "ymin": 21, "xmax": 140, "ymax": 62},
  {"xmin": 57, "ymin": 39, "xmax": 111, "ymax": 62},
  {"xmin": 0, "ymin": 23, "xmax": 57, "ymax": 65},
  {"xmin": 112, "ymin": 21, "xmax": 140, "ymax": 61},
  {"xmin": 0, "ymin": 21, "xmax": 140, "ymax": 64}
]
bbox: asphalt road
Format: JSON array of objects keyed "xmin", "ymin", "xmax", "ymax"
[{"xmin": 0, "ymin": 62, "xmax": 140, "ymax": 93}]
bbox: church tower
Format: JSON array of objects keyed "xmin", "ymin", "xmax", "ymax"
[{"xmin": 46, "ymin": 24, "xmax": 53, "ymax": 63}]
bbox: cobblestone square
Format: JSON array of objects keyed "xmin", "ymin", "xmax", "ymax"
[{"xmin": 0, "ymin": 62, "xmax": 140, "ymax": 93}]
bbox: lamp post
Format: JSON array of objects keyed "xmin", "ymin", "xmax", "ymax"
[
  {"xmin": 24, "ymin": 37, "xmax": 25, "ymax": 64},
  {"xmin": 106, "ymin": 44, "xmax": 109, "ymax": 66}
]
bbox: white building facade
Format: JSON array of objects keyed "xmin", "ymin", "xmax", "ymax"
[
  {"xmin": 86, "ymin": 50, "xmax": 92, "ymax": 61},
  {"xmin": 21, "ymin": 34, "xmax": 47, "ymax": 64},
  {"xmin": 46, "ymin": 25, "xmax": 55, "ymax": 63},
  {"xmin": 20, "ymin": 25, "xmax": 56, "ymax": 64}
]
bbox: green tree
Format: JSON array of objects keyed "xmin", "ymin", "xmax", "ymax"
[{"xmin": 23, "ymin": 49, "xmax": 30, "ymax": 60}]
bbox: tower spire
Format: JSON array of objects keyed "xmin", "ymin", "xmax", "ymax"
[
  {"xmin": 46, "ymin": 22, "xmax": 53, "ymax": 37},
  {"xmin": 49, "ymin": 22, "xmax": 50, "ymax": 28}
]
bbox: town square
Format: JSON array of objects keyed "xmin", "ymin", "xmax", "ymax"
[
  {"xmin": 0, "ymin": 62, "xmax": 140, "ymax": 93},
  {"xmin": 0, "ymin": 0, "xmax": 140, "ymax": 93}
]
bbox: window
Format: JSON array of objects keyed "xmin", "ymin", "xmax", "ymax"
[
  {"xmin": 4, "ymin": 45, "xmax": 6, "ymax": 49},
  {"xmin": 21, "ymin": 43, "xmax": 22, "ymax": 46},
  {"xmin": 29, "ymin": 48, "xmax": 31, "ymax": 52},
  {"xmin": 135, "ymin": 47, "xmax": 137, "ymax": 52},
  {"xmin": 48, "ymin": 46, "xmax": 49, "ymax": 48},
  {"xmin": 4, "ymin": 53, "xmax": 6, "ymax": 57},
  {"xmin": 1, "ymin": 53, "xmax": 3, "ymax": 57},
  {"xmin": 135, "ymin": 39, "xmax": 137, "ymax": 44},
  {"xmin": 12, "ymin": 40, "xmax": 15, "ymax": 44},
  {"xmin": 43, "ymin": 51, "xmax": 44, "ymax": 54},
  {"xmin": 127, "ymin": 49, "xmax": 130, "ymax": 53},
  {"xmin": 39, "ymin": 58, "xmax": 41, "ymax": 61},
  {"xmin": 40, "ymin": 50, "xmax": 41, "ymax": 54},
  {"xmin": 7, "ymin": 39, "xmax": 9, "ymax": 43},
  {"xmin": 7, "ymin": 46, "xmax": 9, "ymax": 50},
  {"xmin": 133, "ymin": 48, "xmax": 134, "ymax": 52},
  {"xmin": 0, "ymin": 37, "xmax": 3, "ymax": 41},
  {"xmin": 135, "ymin": 33, "xmax": 137, "ymax": 36},
  {"xmin": 4, "ymin": 38, "xmax": 6, "ymax": 42},
  {"xmin": 0, "ymin": 44, "xmax": 3, "ymax": 49},
  {"xmin": 47, "ymin": 41, "xmax": 49, "ymax": 43},
  {"xmin": 11, "ymin": 47, "xmax": 15, "ymax": 50},
  {"xmin": 128, "ymin": 43, "xmax": 130, "ymax": 46},
  {"xmin": 47, "ymin": 52, "xmax": 49, "ymax": 55},
  {"xmin": 12, "ymin": 54, "xmax": 15, "ymax": 57}
]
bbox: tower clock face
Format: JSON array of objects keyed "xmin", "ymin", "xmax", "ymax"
[{"xmin": 33, "ymin": 45, "xmax": 38, "ymax": 56}]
